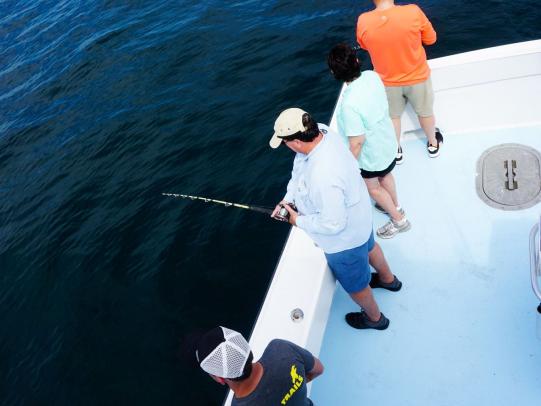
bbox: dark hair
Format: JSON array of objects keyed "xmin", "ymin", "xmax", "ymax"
[
  {"xmin": 229, "ymin": 352, "xmax": 254, "ymax": 382},
  {"xmin": 280, "ymin": 113, "xmax": 320, "ymax": 143},
  {"xmin": 328, "ymin": 43, "xmax": 361, "ymax": 82}
]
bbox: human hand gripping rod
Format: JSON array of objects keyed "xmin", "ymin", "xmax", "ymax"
[{"xmin": 162, "ymin": 193, "xmax": 296, "ymax": 222}]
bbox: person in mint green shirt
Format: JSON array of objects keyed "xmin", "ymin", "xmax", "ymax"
[{"xmin": 328, "ymin": 43, "xmax": 410, "ymax": 239}]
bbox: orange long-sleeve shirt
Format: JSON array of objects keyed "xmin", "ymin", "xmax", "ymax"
[{"xmin": 357, "ymin": 4, "xmax": 437, "ymax": 86}]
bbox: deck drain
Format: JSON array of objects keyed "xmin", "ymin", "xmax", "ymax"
[
  {"xmin": 476, "ymin": 143, "xmax": 541, "ymax": 210},
  {"xmin": 290, "ymin": 308, "xmax": 304, "ymax": 323}
]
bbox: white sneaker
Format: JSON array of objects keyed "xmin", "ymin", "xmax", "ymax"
[
  {"xmin": 376, "ymin": 217, "xmax": 411, "ymax": 239},
  {"xmin": 396, "ymin": 146, "xmax": 404, "ymax": 164},
  {"xmin": 427, "ymin": 129, "xmax": 444, "ymax": 158}
]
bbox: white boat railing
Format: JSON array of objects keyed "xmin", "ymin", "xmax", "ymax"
[{"xmin": 528, "ymin": 221, "xmax": 541, "ymax": 302}]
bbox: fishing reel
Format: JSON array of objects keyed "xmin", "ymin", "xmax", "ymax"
[{"xmin": 274, "ymin": 203, "xmax": 298, "ymax": 223}]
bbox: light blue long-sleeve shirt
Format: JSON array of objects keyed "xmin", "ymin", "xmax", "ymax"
[{"xmin": 283, "ymin": 124, "xmax": 373, "ymax": 254}]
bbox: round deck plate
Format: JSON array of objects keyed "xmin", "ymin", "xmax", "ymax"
[{"xmin": 476, "ymin": 143, "xmax": 541, "ymax": 210}]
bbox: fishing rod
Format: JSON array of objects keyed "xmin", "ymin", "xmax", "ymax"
[
  {"xmin": 162, "ymin": 193, "xmax": 273, "ymax": 214},
  {"xmin": 162, "ymin": 193, "xmax": 295, "ymax": 222},
  {"xmin": 162, "ymin": 193, "xmax": 298, "ymax": 221}
]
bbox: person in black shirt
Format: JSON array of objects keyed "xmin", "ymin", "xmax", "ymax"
[{"xmin": 193, "ymin": 326, "xmax": 324, "ymax": 405}]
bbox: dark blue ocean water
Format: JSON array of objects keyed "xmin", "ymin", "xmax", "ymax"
[{"xmin": 0, "ymin": 1, "xmax": 538, "ymax": 405}]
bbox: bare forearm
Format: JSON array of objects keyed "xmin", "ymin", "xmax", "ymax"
[
  {"xmin": 350, "ymin": 144, "xmax": 362, "ymax": 159},
  {"xmin": 306, "ymin": 358, "xmax": 324, "ymax": 382},
  {"xmin": 348, "ymin": 135, "xmax": 365, "ymax": 160}
]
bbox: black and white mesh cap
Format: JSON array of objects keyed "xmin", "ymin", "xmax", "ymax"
[{"xmin": 195, "ymin": 326, "xmax": 251, "ymax": 379}]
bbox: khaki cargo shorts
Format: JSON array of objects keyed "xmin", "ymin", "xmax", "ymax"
[{"xmin": 385, "ymin": 77, "xmax": 434, "ymax": 118}]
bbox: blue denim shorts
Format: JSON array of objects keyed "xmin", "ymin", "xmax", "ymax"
[{"xmin": 324, "ymin": 231, "xmax": 375, "ymax": 294}]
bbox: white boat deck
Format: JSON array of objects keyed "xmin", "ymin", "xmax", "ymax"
[
  {"xmin": 311, "ymin": 125, "xmax": 541, "ymax": 406},
  {"xmin": 224, "ymin": 39, "xmax": 541, "ymax": 406}
]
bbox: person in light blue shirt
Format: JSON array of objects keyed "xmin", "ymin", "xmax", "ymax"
[
  {"xmin": 329, "ymin": 43, "xmax": 411, "ymax": 239},
  {"xmin": 269, "ymin": 107, "xmax": 402, "ymax": 330}
]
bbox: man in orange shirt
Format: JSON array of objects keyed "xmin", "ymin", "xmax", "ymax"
[{"xmin": 357, "ymin": 0, "xmax": 443, "ymax": 161}]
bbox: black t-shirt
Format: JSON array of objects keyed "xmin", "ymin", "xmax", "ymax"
[{"xmin": 231, "ymin": 339, "xmax": 316, "ymax": 406}]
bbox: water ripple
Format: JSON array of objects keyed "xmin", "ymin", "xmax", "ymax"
[{"xmin": 0, "ymin": 0, "xmax": 539, "ymax": 405}]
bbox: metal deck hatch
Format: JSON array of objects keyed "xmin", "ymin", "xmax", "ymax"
[{"xmin": 476, "ymin": 143, "xmax": 541, "ymax": 210}]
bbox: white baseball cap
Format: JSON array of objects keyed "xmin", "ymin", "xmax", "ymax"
[
  {"xmin": 195, "ymin": 326, "xmax": 251, "ymax": 379},
  {"xmin": 269, "ymin": 108, "xmax": 309, "ymax": 149}
]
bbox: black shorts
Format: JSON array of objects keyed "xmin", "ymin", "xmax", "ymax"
[{"xmin": 361, "ymin": 159, "xmax": 396, "ymax": 179}]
